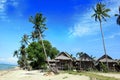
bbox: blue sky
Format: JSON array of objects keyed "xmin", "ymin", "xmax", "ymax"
[{"xmin": 0, "ymin": 0, "xmax": 120, "ymax": 64}]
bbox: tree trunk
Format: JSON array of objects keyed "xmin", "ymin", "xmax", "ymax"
[
  {"xmin": 99, "ymin": 22, "xmax": 109, "ymax": 70},
  {"xmin": 80, "ymin": 59, "xmax": 82, "ymax": 70},
  {"xmin": 38, "ymin": 31, "xmax": 51, "ymax": 69}
]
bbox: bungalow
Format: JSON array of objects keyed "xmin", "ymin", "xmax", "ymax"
[
  {"xmin": 55, "ymin": 52, "xmax": 73, "ymax": 70},
  {"xmin": 76, "ymin": 53, "xmax": 94, "ymax": 70},
  {"xmin": 96, "ymin": 54, "xmax": 117, "ymax": 71}
]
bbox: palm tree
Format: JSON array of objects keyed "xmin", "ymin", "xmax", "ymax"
[
  {"xmin": 76, "ymin": 52, "xmax": 84, "ymax": 70},
  {"xmin": 21, "ymin": 34, "xmax": 30, "ymax": 45},
  {"xmin": 31, "ymin": 31, "xmax": 45, "ymax": 42},
  {"xmin": 13, "ymin": 45, "xmax": 27, "ymax": 69},
  {"xmin": 92, "ymin": 2, "xmax": 110, "ymax": 69},
  {"xmin": 115, "ymin": 6, "xmax": 120, "ymax": 25},
  {"xmin": 29, "ymin": 13, "xmax": 50, "ymax": 70},
  {"xmin": 20, "ymin": 45, "xmax": 28, "ymax": 69}
]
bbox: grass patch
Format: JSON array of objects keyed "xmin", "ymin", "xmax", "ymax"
[{"xmin": 63, "ymin": 71, "xmax": 120, "ymax": 80}]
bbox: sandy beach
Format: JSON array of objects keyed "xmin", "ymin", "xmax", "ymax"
[
  {"xmin": 1, "ymin": 67, "xmax": 120, "ymax": 80},
  {"xmin": 0, "ymin": 69, "xmax": 90, "ymax": 80}
]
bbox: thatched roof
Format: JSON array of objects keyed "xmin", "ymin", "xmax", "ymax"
[
  {"xmin": 55, "ymin": 52, "xmax": 72, "ymax": 60},
  {"xmin": 48, "ymin": 59, "xmax": 56, "ymax": 62},
  {"xmin": 98, "ymin": 54, "xmax": 116, "ymax": 62},
  {"xmin": 77, "ymin": 53, "xmax": 93, "ymax": 61}
]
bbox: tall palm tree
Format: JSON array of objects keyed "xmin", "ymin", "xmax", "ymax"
[
  {"xmin": 29, "ymin": 13, "xmax": 50, "ymax": 69},
  {"xmin": 115, "ymin": 6, "xmax": 120, "ymax": 25},
  {"xmin": 76, "ymin": 52, "xmax": 84, "ymax": 70},
  {"xmin": 92, "ymin": 2, "xmax": 110, "ymax": 69}
]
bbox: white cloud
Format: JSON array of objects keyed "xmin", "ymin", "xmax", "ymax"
[
  {"xmin": 69, "ymin": 8, "xmax": 99, "ymax": 38},
  {"xmin": 69, "ymin": 23, "xmax": 98, "ymax": 37},
  {"xmin": 0, "ymin": 0, "xmax": 19, "ymax": 21},
  {"xmin": 69, "ymin": 0, "xmax": 120, "ymax": 38},
  {"xmin": 0, "ymin": 0, "xmax": 7, "ymax": 21},
  {"xmin": 0, "ymin": 57, "xmax": 17, "ymax": 64}
]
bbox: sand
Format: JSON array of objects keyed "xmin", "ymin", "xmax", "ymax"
[
  {"xmin": 1, "ymin": 68, "xmax": 120, "ymax": 80},
  {"xmin": 0, "ymin": 69, "xmax": 90, "ymax": 80}
]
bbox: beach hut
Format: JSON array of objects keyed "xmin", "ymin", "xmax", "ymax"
[
  {"xmin": 76, "ymin": 53, "xmax": 94, "ymax": 71},
  {"xmin": 97, "ymin": 54, "xmax": 117, "ymax": 71},
  {"xmin": 55, "ymin": 52, "xmax": 73, "ymax": 70}
]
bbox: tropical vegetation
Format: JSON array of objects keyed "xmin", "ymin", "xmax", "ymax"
[{"xmin": 13, "ymin": 13, "xmax": 59, "ymax": 70}]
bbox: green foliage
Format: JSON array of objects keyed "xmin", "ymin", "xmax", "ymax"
[
  {"xmin": 100, "ymin": 62, "xmax": 108, "ymax": 73},
  {"xmin": 13, "ymin": 44, "xmax": 28, "ymax": 69},
  {"xmin": 49, "ymin": 47, "xmax": 59, "ymax": 59},
  {"xmin": 27, "ymin": 42, "xmax": 45, "ymax": 69},
  {"xmin": 29, "ymin": 13, "xmax": 47, "ymax": 36},
  {"xmin": 27, "ymin": 40, "xmax": 59, "ymax": 69},
  {"xmin": 92, "ymin": 2, "xmax": 110, "ymax": 22}
]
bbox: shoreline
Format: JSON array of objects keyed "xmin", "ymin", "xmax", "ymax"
[{"xmin": 0, "ymin": 66, "xmax": 19, "ymax": 76}]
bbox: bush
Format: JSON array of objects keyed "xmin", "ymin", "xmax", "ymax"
[{"xmin": 100, "ymin": 62, "xmax": 108, "ymax": 73}]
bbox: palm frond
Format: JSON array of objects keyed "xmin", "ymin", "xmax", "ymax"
[
  {"xmin": 103, "ymin": 13, "xmax": 110, "ymax": 18},
  {"xmin": 29, "ymin": 16, "xmax": 34, "ymax": 24},
  {"xmin": 91, "ymin": 13, "xmax": 96, "ymax": 17},
  {"xmin": 117, "ymin": 16, "xmax": 120, "ymax": 25},
  {"xmin": 101, "ymin": 15, "xmax": 106, "ymax": 21},
  {"xmin": 92, "ymin": 2, "xmax": 110, "ymax": 22},
  {"xmin": 103, "ymin": 9, "xmax": 111, "ymax": 13},
  {"xmin": 115, "ymin": 14, "xmax": 119, "ymax": 16},
  {"xmin": 13, "ymin": 50, "xmax": 18, "ymax": 57},
  {"xmin": 119, "ymin": 6, "xmax": 120, "ymax": 14}
]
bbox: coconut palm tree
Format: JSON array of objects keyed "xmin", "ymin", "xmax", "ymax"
[
  {"xmin": 20, "ymin": 45, "xmax": 28, "ymax": 69},
  {"xmin": 91, "ymin": 2, "xmax": 110, "ymax": 69},
  {"xmin": 76, "ymin": 52, "xmax": 84, "ymax": 70},
  {"xmin": 31, "ymin": 31, "xmax": 45, "ymax": 42},
  {"xmin": 115, "ymin": 6, "xmax": 120, "ymax": 25},
  {"xmin": 29, "ymin": 13, "xmax": 50, "ymax": 70},
  {"xmin": 13, "ymin": 45, "xmax": 27, "ymax": 69},
  {"xmin": 21, "ymin": 34, "xmax": 30, "ymax": 45}
]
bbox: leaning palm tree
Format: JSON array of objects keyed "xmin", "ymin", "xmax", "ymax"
[
  {"xmin": 92, "ymin": 2, "xmax": 110, "ymax": 70},
  {"xmin": 76, "ymin": 52, "xmax": 84, "ymax": 70},
  {"xmin": 29, "ymin": 13, "xmax": 50, "ymax": 70},
  {"xmin": 115, "ymin": 6, "xmax": 120, "ymax": 26}
]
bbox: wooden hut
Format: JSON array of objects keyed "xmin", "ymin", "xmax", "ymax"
[
  {"xmin": 76, "ymin": 53, "xmax": 94, "ymax": 71},
  {"xmin": 97, "ymin": 54, "xmax": 117, "ymax": 71},
  {"xmin": 55, "ymin": 52, "xmax": 73, "ymax": 70}
]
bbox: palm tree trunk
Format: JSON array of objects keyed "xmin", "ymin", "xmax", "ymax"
[
  {"xmin": 99, "ymin": 22, "xmax": 108, "ymax": 70},
  {"xmin": 80, "ymin": 59, "xmax": 82, "ymax": 69},
  {"xmin": 38, "ymin": 30, "xmax": 51, "ymax": 70}
]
